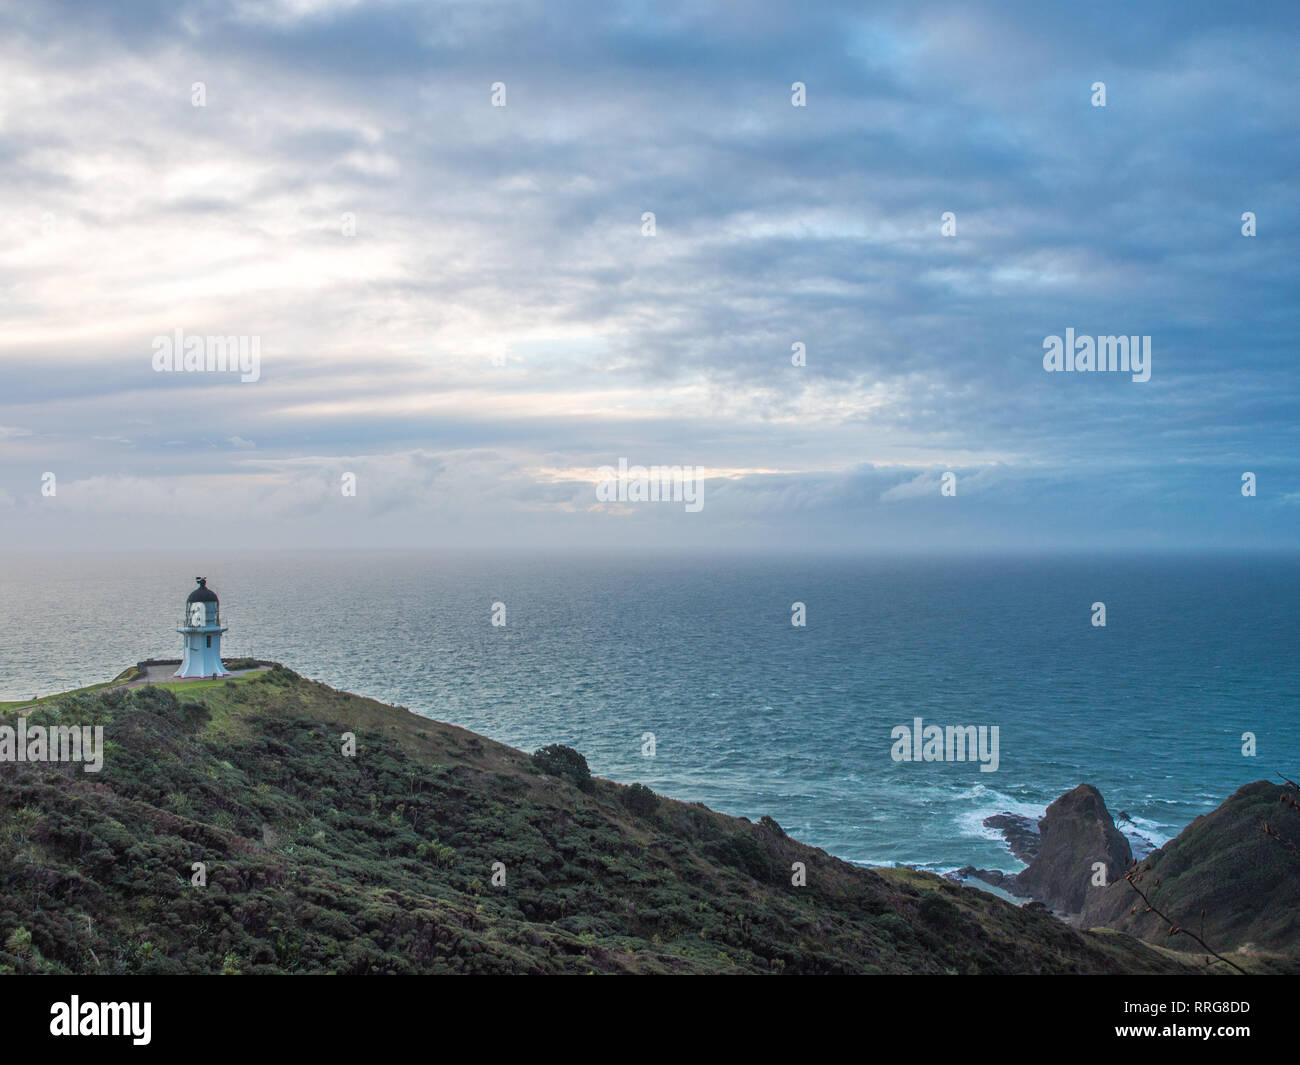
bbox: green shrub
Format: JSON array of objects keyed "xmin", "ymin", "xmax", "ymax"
[
  {"xmin": 917, "ymin": 891, "xmax": 961, "ymax": 929},
  {"xmin": 621, "ymin": 783, "xmax": 660, "ymax": 817},
  {"xmin": 703, "ymin": 834, "xmax": 771, "ymax": 880},
  {"xmin": 872, "ymin": 912, "xmax": 914, "ymax": 943},
  {"xmin": 531, "ymin": 744, "xmax": 594, "ymax": 793},
  {"xmin": 131, "ymin": 686, "xmax": 179, "ymax": 714},
  {"xmin": 5, "ymin": 927, "xmax": 32, "ymax": 957}
]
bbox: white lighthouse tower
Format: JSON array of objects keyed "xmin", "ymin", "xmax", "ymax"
[{"xmin": 176, "ymin": 577, "xmax": 230, "ymax": 679}]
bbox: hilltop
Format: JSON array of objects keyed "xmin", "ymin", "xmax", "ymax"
[
  {"xmin": 1081, "ymin": 780, "xmax": 1300, "ymax": 955},
  {"xmin": 0, "ymin": 665, "xmax": 1258, "ymax": 974}
]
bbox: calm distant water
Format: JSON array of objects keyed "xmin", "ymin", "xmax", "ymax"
[{"xmin": 2, "ymin": 551, "xmax": 1296, "ymax": 873}]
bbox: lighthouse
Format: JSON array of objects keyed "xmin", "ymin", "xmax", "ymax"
[{"xmin": 176, "ymin": 577, "xmax": 230, "ymax": 679}]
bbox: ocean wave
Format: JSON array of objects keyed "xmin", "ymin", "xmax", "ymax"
[
  {"xmin": 1120, "ymin": 815, "xmax": 1173, "ymax": 851},
  {"xmin": 953, "ymin": 791, "xmax": 1046, "ymax": 846}
]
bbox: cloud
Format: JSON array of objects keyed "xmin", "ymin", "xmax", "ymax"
[{"xmin": 0, "ymin": 0, "xmax": 1296, "ymax": 549}]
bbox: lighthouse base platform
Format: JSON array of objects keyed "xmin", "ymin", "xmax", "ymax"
[{"xmin": 133, "ymin": 661, "xmax": 269, "ymax": 685}]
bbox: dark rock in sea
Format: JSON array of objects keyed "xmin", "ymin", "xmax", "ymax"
[
  {"xmin": 1010, "ymin": 784, "xmax": 1131, "ymax": 916},
  {"xmin": 947, "ymin": 866, "xmax": 1011, "ymax": 890},
  {"xmin": 983, "ymin": 812, "xmax": 1040, "ymax": 862},
  {"xmin": 971, "ymin": 869, "xmax": 1009, "ymax": 889}
]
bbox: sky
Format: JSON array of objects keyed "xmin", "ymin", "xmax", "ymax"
[{"xmin": 0, "ymin": 0, "xmax": 1297, "ymax": 552}]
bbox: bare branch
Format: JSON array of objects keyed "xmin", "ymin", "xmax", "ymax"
[{"xmin": 1122, "ymin": 864, "xmax": 1248, "ymax": 976}]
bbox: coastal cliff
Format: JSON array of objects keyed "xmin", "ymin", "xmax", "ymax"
[
  {"xmin": 0, "ymin": 664, "xmax": 1208, "ymax": 975},
  {"xmin": 964, "ymin": 780, "xmax": 1300, "ymax": 970},
  {"xmin": 1081, "ymin": 780, "xmax": 1300, "ymax": 954}
]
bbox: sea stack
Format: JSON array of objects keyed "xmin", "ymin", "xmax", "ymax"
[{"xmin": 1012, "ymin": 783, "xmax": 1131, "ymax": 915}]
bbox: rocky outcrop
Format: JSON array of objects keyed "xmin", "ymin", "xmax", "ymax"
[
  {"xmin": 948, "ymin": 866, "xmax": 1011, "ymax": 890},
  {"xmin": 955, "ymin": 780, "xmax": 1300, "ymax": 961},
  {"xmin": 983, "ymin": 813, "xmax": 1039, "ymax": 863},
  {"xmin": 1010, "ymin": 784, "xmax": 1131, "ymax": 915},
  {"xmin": 1080, "ymin": 780, "xmax": 1300, "ymax": 953}
]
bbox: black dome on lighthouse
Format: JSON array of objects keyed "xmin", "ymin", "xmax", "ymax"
[{"xmin": 187, "ymin": 577, "xmax": 219, "ymax": 604}]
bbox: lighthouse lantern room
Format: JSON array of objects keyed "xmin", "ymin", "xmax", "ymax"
[{"xmin": 176, "ymin": 577, "xmax": 230, "ymax": 679}]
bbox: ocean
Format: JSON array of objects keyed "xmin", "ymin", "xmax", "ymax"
[{"xmin": 2, "ymin": 550, "xmax": 1295, "ymax": 874}]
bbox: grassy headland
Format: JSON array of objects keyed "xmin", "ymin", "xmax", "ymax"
[{"xmin": 0, "ymin": 666, "xmax": 1267, "ymax": 974}]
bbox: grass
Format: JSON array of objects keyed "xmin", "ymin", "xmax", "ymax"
[
  {"xmin": 0, "ymin": 680, "xmax": 119, "ymax": 713},
  {"xmin": 0, "ymin": 665, "xmax": 266, "ymax": 713},
  {"xmin": 153, "ymin": 672, "xmax": 270, "ymax": 697}
]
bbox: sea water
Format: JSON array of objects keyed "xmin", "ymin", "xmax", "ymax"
[{"xmin": 1, "ymin": 550, "xmax": 1295, "ymax": 874}]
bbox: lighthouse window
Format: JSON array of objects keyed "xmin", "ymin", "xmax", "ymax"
[{"xmin": 206, "ymin": 635, "xmax": 212, "ymax": 648}]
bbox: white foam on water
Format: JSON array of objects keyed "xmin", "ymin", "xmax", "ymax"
[
  {"xmin": 846, "ymin": 858, "xmax": 932, "ymax": 870},
  {"xmin": 954, "ymin": 785, "xmax": 1046, "ymax": 846},
  {"xmin": 1121, "ymin": 815, "xmax": 1173, "ymax": 850}
]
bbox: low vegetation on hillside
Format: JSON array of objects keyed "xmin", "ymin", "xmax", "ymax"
[
  {"xmin": 1082, "ymin": 780, "xmax": 1300, "ymax": 956},
  {"xmin": 0, "ymin": 667, "xmax": 1245, "ymax": 974}
]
